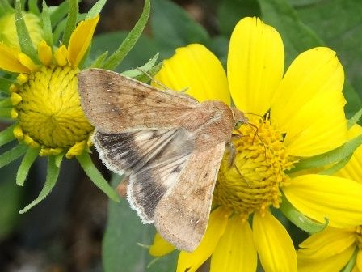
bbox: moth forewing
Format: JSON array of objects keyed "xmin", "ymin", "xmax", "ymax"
[
  {"xmin": 154, "ymin": 142, "xmax": 226, "ymax": 252},
  {"xmin": 78, "ymin": 69, "xmax": 199, "ymax": 133}
]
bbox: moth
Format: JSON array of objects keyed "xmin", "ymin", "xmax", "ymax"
[{"xmin": 78, "ymin": 68, "xmax": 247, "ymax": 252}]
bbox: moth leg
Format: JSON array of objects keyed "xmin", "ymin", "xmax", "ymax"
[
  {"xmin": 226, "ymin": 141, "xmax": 251, "ymax": 187},
  {"xmin": 117, "ymin": 176, "xmax": 129, "ymax": 198}
]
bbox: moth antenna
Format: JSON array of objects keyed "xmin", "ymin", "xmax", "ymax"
[{"xmin": 226, "ymin": 141, "xmax": 251, "ymax": 187}]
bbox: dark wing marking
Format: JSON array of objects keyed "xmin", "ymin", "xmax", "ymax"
[
  {"xmin": 94, "ymin": 128, "xmax": 195, "ymax": 222},
  {"xmin": 79, "ymin": 69, "xmax": 199, "ymax": 133}
]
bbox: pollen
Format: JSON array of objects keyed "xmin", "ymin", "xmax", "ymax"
[
  {"xmin": 214, "ymin": 116, "xmax": 294, "ymax": 219},
  {"xmin": 11, "ymin": 65, "xmax": 93, "ymax": 155}
]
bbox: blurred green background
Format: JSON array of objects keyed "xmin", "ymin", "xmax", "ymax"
[{"xmin": 0, "ymin": 0, "xmax": 361, "ymax": 271}]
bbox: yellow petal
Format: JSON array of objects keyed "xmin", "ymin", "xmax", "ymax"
[
  {"xmin": 253, "ymin": 212, "xmax": 296, "ymax": 272},
  {"xmin": 298, "ymin": 245, "xmax": 355, "ymax": 272},
  {"xmin": 18, "ymin": 53, "xmax": 38, "ymax": 71},
  {"xmin": 357, "ymin": 250, "xmax": 362, "ymax": 271},
  {"xmin": 38, "ymin": 40, "xmax": 52, "ymax": 66},
  {"xmin": 298, "ymin": 227, "xmax": 356, "ymax": 259},
  {"xmin": 210, "ymin": 217, "xmax": 257, "ymax": 272},
  {"xmin": 176, "ymin": 208, "xmax": 229, "ymax": 272},
  {"xmin": 154, "ymin": 44, "xmax": 230, "ymax": 104},
  {"xmin": 337, "ymin": 125, "xmax": 362, "ymax": 183},
  {"xmin": 68, "ymin": 15, "xmax": 99, "ymax": 68},
  {"xmin": 284, "ymin": 174, "xmax": 362, "ymax": 227},
  {"xmin": 0, "ymin": 43, "xmax": 30, "ymax": 73},
  {"xmin": 271, "ymin": 47, "xmax": 346, "ymax": 156},
  {"xmin": 54, "ymin": 45, "xmax": 68, "ymax": 66},
  {"xmin": 227, "ymin": 17, "xmax": 284, "ymax": 115},
  {"xmin": 149, "ymin": 232, "xmax": 175, "ymax": 257}
]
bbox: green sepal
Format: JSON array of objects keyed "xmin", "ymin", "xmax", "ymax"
[
  {"xmin": 53, "ymin": 18, "xmax": 67, "ymax": 45},
  {"xmin": 0, "ymin": 98, "xmax": 12, "ymax": 107},
  {"xmin": 49, "ymin": 1, "xmax": 68, "ymax": 27},
  {"xmin": 0, "ymin": 77, "xmax": 14, "ymax": 92},
  {"xmin": 289, "ymin": 135, "xmax": 362, "ymax": 173},
  {"xmin": 62, "ymin": 0, "xmax": 78, "ymax": 46},
  {"xmin": 16, "ymin": 147, "xmax": 39, "ymax": 186},
  {"xmin": 89, "ymin": 51, "xmax": 108, "ymax": 68},
  {"xmin": 341, "ymin": 247, "xmax": 358, "ymax": 272},
  {"xmin": 102, "ymin": 0, "xmax": 150, "ymax": 70},
  {"xmin": 0, "ymin": 143, "xmax": 27, "ymax": 168},
  {"xmin": 0, "ymin": 108, "xmax": 11, "ymax": 118},
  {"xmin": 348, "ymin": 107, "xmax": 362, "ymax": 129},
  {"xmin": 122, "ymin": 53, "xmax": 160, "ymax": 81},
  {"xmin": 0, "ymin": 0, "xmax": 13, "ymax": 15},
  {"xmin": 41, "ymin": 1, "xmax": 53, "ymax": 47},
  {"xmin": 28, "ymin": 0, "xmax": 40, "ymax": 15},
  {"xmin": 280, "ymin": 194, "xmax": 329, "ymax": 233},
  {"xmin": 77, "ymin": 152, "xmax": 120, "ymax": 202},
  {"xmin": 14, "ymin": 0, "xmax": 39, "ymax": 63},
  {"xmin": 86, "ymin": 0, "xmax": 107, "ymax": 19},
  {"xmin": 19, "ymin": 155, "xmax": 61, "ymax": 214},
  {"xmin": 0, "ymin": 124, "xmax": 16, "ymax": 147}
]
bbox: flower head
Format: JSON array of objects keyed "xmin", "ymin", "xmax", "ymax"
[
  {"xmin": 149, "ymin": 17, "xmax": 362, "ymax": 272},
  {"xmin": 297, "ymin": 125, "xmax": 362, "ymax": 272},
  {"xmin": 0, "ymin": 2, "xmax": 123, "ymax": 213}
]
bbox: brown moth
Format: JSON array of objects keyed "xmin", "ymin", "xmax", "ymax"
[{"xmin": 78, "ymin": 68, "xmax": 247, "ymax": 252}]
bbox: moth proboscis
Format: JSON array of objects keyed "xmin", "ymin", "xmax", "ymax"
[{"xmin": 78, "ymin": 68, "xmax": 247, "ymax": 252}]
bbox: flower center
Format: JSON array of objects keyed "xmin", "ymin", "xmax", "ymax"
[
  {"xmin": 213, "ymin": 116, "xmax": 293, "ymax": 219},
  {"xmin": 12, "ymin": 66, "xmax": 93, "ymax": 150}
]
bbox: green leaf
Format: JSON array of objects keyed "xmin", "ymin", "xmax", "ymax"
[
  {"xmin": 258, "ymin": 0, "xmax": 322, "ymax": 66},
  {"xmin": 16, "ymin": 147, "xmax": 39, "ymax": 186},
  {"xmin": 102, "ymin": 174, "xmax": 177, "ymax": 272},
  {"xmin": 280, "ymin": 195, "xmax": 329, "ymax": 233},
  {"xmin": 0, "ymin": 143, "xmax": 27, "ymax": 168},
  {"xmin": 19, "ymin": 155, "xmax": 61, "ymax": 214},
  {"xmin": 62, "ymin": 0, "xmax": 78, "ymax": 46},
  {"xmin": 217, "ymin": 0, "xmax": 260, "ymax": 36},
  {"xmin": 86, "ymin": 0, "xmax": 107, "ymax": 19},
  {"xmin": 49, "ymin": 1, "xmax": 68, "ymax": 27},
  {"xmin": 292, "ymin": 0, "xmax": 362, "ymax": 110},
  {"xmin": 0, "ymin": 124, "xmax": 16, "ymax": 147},
  {"xmin": 89, "ymin": 32, "xmax": 158, "ymax": 73},
  {"xmin": 89, "ymin": 51, "xmax": 108, "ymax": 68},
  {"xmin": 41, "ymin": 1, "xmax": 53, "ymax": 47},
  {"xmin": 102, "ymin": 0, "xmax": 150, "ymax": 70},
  {"xmin": 77, "ymin": 152, "xmax": 120, "ymax": 202},
  {"xmin": 0, "ymin": 159, "xmax": 22, "ymax": 239},
  {"xmin": 348, "ymin": 107, "xmax": 362, "ymax": 129},
  {"xmin": 150, "ymin": 0, "xmax": 209, "ymax": 58},
  {"xmin": 28, "ymin": 0, "xmax": 40, "ymax": 15},
  {"xmin": 53, "ymin": 18, "xmax": 67, "ymax": 45},
  {"xmin": 290, "ymin": 135, "xmax": 362, "ymax": 173},
  {"xmin": 122, "ymin": 53, "xmax": 159, "ymax": 79},
  {"xmin": 15, "ymin": 0, "xmax": 39, "ymax": 63}
]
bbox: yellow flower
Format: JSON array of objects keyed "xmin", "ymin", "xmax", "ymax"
[
  {"xmin": 0, "ymin": 12, "xmax": 43, "ymax": 49},
  {"xmin": 148, "ymin": 17, "xmax": 362, "ymax": 272},
  {"xmin": 298, "ymin": 125, "xmax": 362, "ymax": 272},
  {"xmin": 0, "ymin": 16, "xmax": 98, "ymax": 158}
]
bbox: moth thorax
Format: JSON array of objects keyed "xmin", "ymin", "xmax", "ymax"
[{"xmin": 213, "ymin": 116, "xmax": 296, "ymax": 220}]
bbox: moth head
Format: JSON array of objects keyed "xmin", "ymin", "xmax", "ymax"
[{"xmin": 231, "ymin": 108, "xmax": 249, "ymax": 129}]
